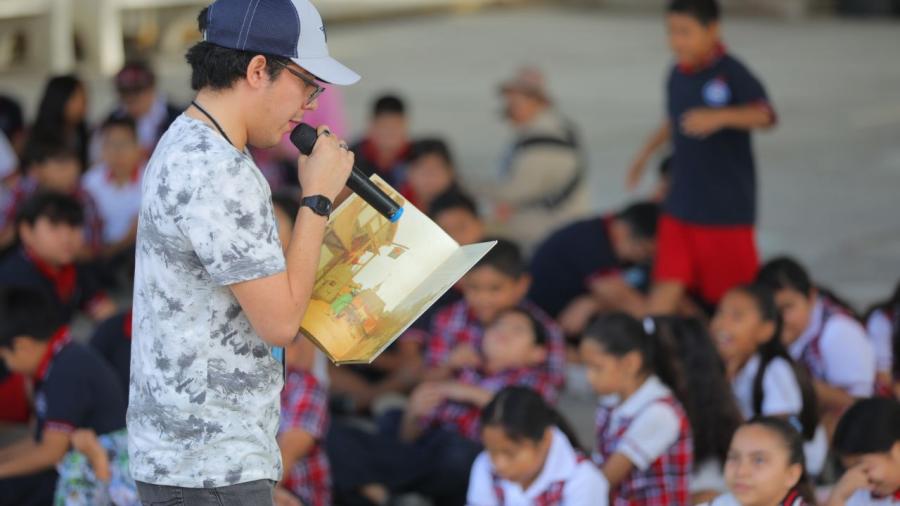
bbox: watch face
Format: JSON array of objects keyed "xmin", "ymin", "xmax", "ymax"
[
  {"xmin": 305, "ymin": 196, "xmax": 332, "ymax": 216},
  {"xmin": 316, "ymin": 199, "xmax": 332, "ymax": 214}
]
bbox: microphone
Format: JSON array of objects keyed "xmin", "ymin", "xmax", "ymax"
[{"xmin": 290, "ymin": 123, "xmax": 404, "ymax": 223}]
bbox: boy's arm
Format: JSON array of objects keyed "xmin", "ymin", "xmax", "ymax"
[
  {"xmin": 277, "ymin": 429, "xmax": 316, "ymax": 477},
  {"xmin": 0, "ymin": 434, "xmax": 34, "ymax": 461},
  {"xmin": 0, "ymin": 429, "xmax": 69, "ymax": 478},
  {"xmin": 626, "ymin": 121, "xmax": 671, "ymax": 191},
  {"xmin": 441, "ymin": 382, "xmax": 493, "ymax": 409},
  {"xmin": 681, "ymin": 105, "xmax": 774, "ymax": 138}
]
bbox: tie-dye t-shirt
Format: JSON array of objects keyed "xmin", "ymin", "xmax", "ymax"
[{"xmin": 128, "ymin": 114, "xmax": 286, "ymax": 488}]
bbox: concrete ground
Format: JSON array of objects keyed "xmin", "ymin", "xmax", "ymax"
[{"xmin": 2, "ymin": 4, "xmax": 899, "ymax": 447}]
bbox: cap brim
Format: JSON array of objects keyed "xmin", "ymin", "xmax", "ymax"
[{"xmin": 294, "ymin": 56, "xmax": 360, "ymax": 86}]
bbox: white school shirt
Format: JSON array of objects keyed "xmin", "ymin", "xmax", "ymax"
[
  {"xmin": 83, "ymin": 163, "xmax": 143, "ymax": 244},
  {"xmin": 731, "ymin": 354, "xmax": 802, "ymax": 420},
  {"xmin": 846, "ymin": 489, "xmax": 900, "ymax": 505},
  {"xmin": 788, "ymin": 298, "xmax": 875, "ymax": 397},
  {"xmin": 866, "ymin": 309, "xmax": 895, "ymax": 375},
  {"xmin": 594, "ymin": 375, "xmax": 682, "ymax": 471},
  {"xmin": 703, "ymin": 493, "xmax": 807, "ymax": 506},
  {"xmin": 467, "ymin": 427, "xmax": 609, "ymax": 506}
]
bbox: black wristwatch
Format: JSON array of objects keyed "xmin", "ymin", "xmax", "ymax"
[{"xmin": 301, "ymin": 195, "xmax": 333, "ymax": 217}]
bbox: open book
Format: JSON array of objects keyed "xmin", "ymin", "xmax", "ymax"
[{"xmin": 299, "ymin": 176, "xmax": 495, "ymax": 365}]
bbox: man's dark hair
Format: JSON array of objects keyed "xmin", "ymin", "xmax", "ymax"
[
  {"xmin": 473, "ymin": 238, "xmax": 526, "ymax": 279},
  {"xmin": 428, "ymin": 189, "xmax": 479, "ymax": 220},
  {"xmin": 0, "ymin": 287, "xmax": 65, "ymax": 349},
  {"xmin": 667, "ymin": 0, "xmax": 721, "ymax": 25},
  {"xmin": 372, "ymin": 94, "xmax": 406, "ymax": 118},
  {"xmin": 15, "ymin": 192, "xmax": 85, "ymax": 229},
  {"xmin": 101, "ymin": 114, "xmax": 137, "ymax": 138},
  {"xmin": 186, "ymin": 7, "xmax": 290, "ymax": 91},
  {"xmin": 617, "ymin": 201, "xmax": 660, "ymax": 240},
  {"xmin": 409, "ymin": 138, "xmax": 454, "ymax": 168},
  {"xmin": 23, "ymin": 141, "xmax": 80, "ymax": 170}
]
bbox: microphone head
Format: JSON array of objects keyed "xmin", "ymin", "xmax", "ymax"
[{"xmin": 290, "ymin": 123, "xmax": 318, "ymax": 156}]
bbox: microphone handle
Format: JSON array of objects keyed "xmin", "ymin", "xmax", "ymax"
[{"xmin": 346, "ymin": 167, "xmax": 404, "ymax": 223}]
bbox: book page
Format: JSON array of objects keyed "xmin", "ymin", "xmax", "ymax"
[
  {"xmin": 299, "ymin": 176, "xmax": 463, "ymax": 362},
  {"xmin": 336, "ymin": 240, "xmax": 496, "ymax": 364}
]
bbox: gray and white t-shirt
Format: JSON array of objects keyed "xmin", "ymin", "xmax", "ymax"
[{"xmin": 128, "ymin": 114, "xmax": 286, "ymax": 488}]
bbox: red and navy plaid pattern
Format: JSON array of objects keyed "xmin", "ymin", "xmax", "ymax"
[
  {"xmin": 427, "ymin": 299, "xmax": 566, "ymax": 388},
  {"xmin": 280, "ymin": 368, "xmax": 331, "ymax": 506},
  {"xmin": 594, "ymin": 396, "xmax": 692, "ymax": 506},
  {"xmin": 490, "ymin": 453, "xmax": 590, "ymax": 505},
  {"xmin": 422, "ymin": 366, "xmax": 559, "ymax": 441}
]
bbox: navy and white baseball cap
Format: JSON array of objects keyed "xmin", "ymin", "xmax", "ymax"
[{"xmin": 203, "ymin": 0, "xmax": 360, "ymax": 86}]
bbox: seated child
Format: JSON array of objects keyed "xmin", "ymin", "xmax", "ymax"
[
  {"xmin": 580, "ymin": 312, "xmax": 692, "ymax": 505},
  {"xmin": 0, "ymin": 287, "xmax": 134, "ymax": 505},
  {"xmin": 467, "ymin": 386, "xmax": 608, "ymax": 506},
  {"xmin": 757, "ymin": 257, "xmax": 875, "ymax": 431},
  {"xmin": 828, "ymin": 398, "xmax": 900, "ymax": 506},
  {"xmin": 705, "ymin": 417, "xmax": 815, "ymax": 506},
  {"xmin": 90, "ymin": 310, "xmax": 133, "ymax": 400},
  {"xmin": 425, "ymin": 238, "xmax": 565, "ymax": 390},
  {"xmin": 864, "ymin": 281, "xmax": 899, "ymax": 397},
  {"xmin": 528, "ymin": 201, "xmax": 659, "ymax": 335},
  {"xmin": 711, "ymin": 283, "xmax": 826, "ymax": 475},
  {"xmin": 402, "ymin": 138, "xmax": 459, "ymax": 212},
  {"xmin": 83, "ymin": 115, "xmax": 143, "ymax": 260},
  {"xmin": 0, "ymin": 192, "xmax": 116, "ymax": 322},
  {"xmin": 429, "ymin": 188, "xmax": 486, "ymax": 246}
]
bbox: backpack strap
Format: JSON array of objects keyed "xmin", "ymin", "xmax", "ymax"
[{"xmin": 512, "ymin": 122, "xmax": 586, "ymax": 210}]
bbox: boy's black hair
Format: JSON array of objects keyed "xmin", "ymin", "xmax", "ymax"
[
  {"xmin": 667, "ymin": 0, "xmax": 721, "ymax": 25},
  {"xmin": 372, "ymin": 94, "xmax": 406, "ymax": 118},
  {"xmin": 101, "ymin": 113, "xmax": 137, "ymax": 137},
  {"xmin": 616, "ymin": 201, "xmax": 660, "ymax": 240},
  {"xmin": 23, "ymin": 141, "xmax": 80, "ymax": 170},
  {"xmin": 428, "ymin": 189, "xmax": 480, "ymax": 220},
  {"xmin": 473, "ymin": 238, "xmax": 526, "ymax": 279},
  {"xmin": 733, "ymin": 283, "xmax": 820, "ymax": 440},
  {"xmin": 0, "ymin": 287, "xmax": 65, "ymax": 349},
  {"xmin": 15, "ymin": 192, "xmax": 85, "ymax": 229},
  {"xmin": 743, "ymin": 417, "xmax": 816, "ymax": 504},
  {"xmin": 654, "ymin": 316, "xmax": 741, "ymax": 464},
  {"xmin": 409, "ymin": 138, "xmax": 454, "ymax": 168},
  {"xmin": 0, "ymin": 94, "xmax": 25, "ymax": 140},
  {"xmin": 186, "ymin": 7, "xmax": 289, "ymax": 91},
  {"xmin": 833, "ymin": 398, "xmax": 900, "ymax": 455},
  {"xmin": 481, "ymin": 386, "xmax": 583, "ymax": 452},
  {"xmin": 494, "ymin": 307, "xmax": 548, "ymax": 347}
]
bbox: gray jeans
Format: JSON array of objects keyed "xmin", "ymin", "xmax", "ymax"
[{"xmin": 136, "ymin": 479, "xmax": 275, "ymax": 506}]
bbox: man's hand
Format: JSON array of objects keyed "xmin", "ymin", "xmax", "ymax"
[
  {"xmin": 297, "ymin": 125, "xmax": 354, "ymax": 202},
  {"xmin": 680, "ymin": 108, "xmax": 725, "ymax": 138}
]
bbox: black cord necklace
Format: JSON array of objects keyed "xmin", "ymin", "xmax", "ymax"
[{"xmin": 190, "ymin": 100, "xmax": 234, "ymax": 147}]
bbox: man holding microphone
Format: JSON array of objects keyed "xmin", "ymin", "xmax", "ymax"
[{"xmin": 127, "ymin": 0, "xmax": 358, "ymax": 503}]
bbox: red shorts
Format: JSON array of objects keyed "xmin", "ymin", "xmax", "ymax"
[{"xmin": 653, "ymin": 213, "xmax": 759, "ymax": 305}]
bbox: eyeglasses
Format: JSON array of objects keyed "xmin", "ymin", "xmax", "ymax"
[{"xmin": 274, "ymin": 61, "xmax": 326, "ymax": 106}]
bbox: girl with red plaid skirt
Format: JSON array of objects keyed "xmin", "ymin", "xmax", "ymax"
[
  {"xmin": 580, "ymin": 312, "xmax": 693, "ymax": 505},
  {"xmin": 706, "ymin": 417, "xmax": 815, "ymax": 505},
  {"xmin": 467, "ymin": 386, "xmax": 608, "ymax": 506}
]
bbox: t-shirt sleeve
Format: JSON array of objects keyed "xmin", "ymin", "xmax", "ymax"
[
  {"xmin": 564, "ymin": 460, "xmax": 610, "ymax": 506},
  {"xmin": 41, "ymin": 364, "xmax": 89, "ymax": 435},
  {"xmin": 820, "ymin": 317, "xmax": 876, "ymax": 397},
  {"xmin": 761, "ymin": 357, "xmax": 803, "ymax": 416},
  {"xmin": 728, "ymin": 61, "xmax": 776, "ymax": 123},
  {"xmin": 618, "ymin": 402, "xmax": 681, "ymax": 470},
  {"xmin": 466, "ymin": 452, "xmax": 500, "ymax": 506},
  {"xmin": 177, "ymin": 155, "xmax": 286, "ymax": 286},
  {"xmin": 866, "ymin": 311, "xmax": 894, "ymax": 373}
]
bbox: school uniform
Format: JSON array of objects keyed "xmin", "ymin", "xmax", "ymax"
[
  {"xmin": 467, "ymin": 427, "xmax": 609, "ymax": 506},
  {"xmin": 280, "ymin": 367, "xmax": 331, "ymax": 506},
  {"xmin": 729, "ymin": 353, "xmax": 828, "ymax": 476},
  {"xmin": 789, "ymin": 297, "xmax": 875, "ymax": 397},
  {"xmin": 654, "ymin": 43, "xmax": 776, "ymax": 305},
  {"xmin": 704, "ymin": 491, "xmax": 809, "ymax": 505},
  {"xmin": 83, "ymin": 162, "xmax": 143, "ymax": 245},
  {"xmin": 350, "ymin": 137, "xmax": 411, "ymax": 188},
  {"xmin": 846, "ymin": 489, "xmax": 900, "ymax": 505},
  {"xmin": 866, "ymin": 308, "xmax": 896, "ymax": 390},
  {"xmin": 594, "ymin": 375, "xmax": 693, "ymax": 506},
  {"xmin": 0, "ymin": 247, "xmax": 108, "ymax": 323},
  {"xmin": 427, "ymin": 299, "xmax": 567, "ymax": 388},
  {"xmin": 528, "ymin": 215, "xmax": 622, "ymax": 319}
]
